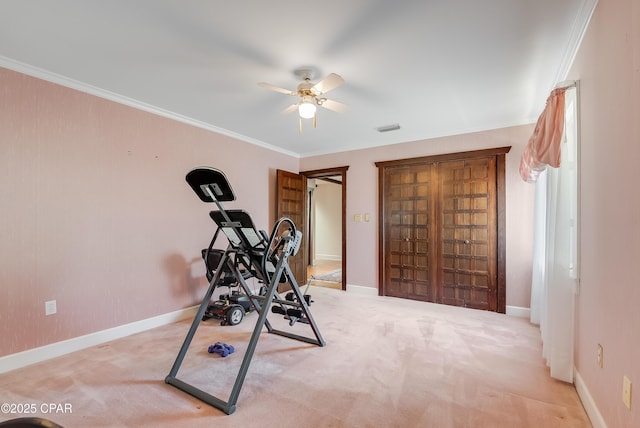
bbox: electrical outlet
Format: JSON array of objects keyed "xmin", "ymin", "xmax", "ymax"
[
  {"xmin": 623, "ymin": 376, "xmax": 632, "ymax": 410},
  {"xmin": 597, "ymin": 344, "xmax": 603, "ymax": 368},
  {"xmin": 45, "ymin": 300, "xmax": 57, "ymax": 316}
]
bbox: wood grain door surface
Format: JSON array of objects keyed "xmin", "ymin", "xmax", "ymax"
[
  {"xmin": 378, "ymin": 148, "xmax": 509, "ymax": 312},
  {"xmin": 384, "ymin": 163, "xmax": 437, "ymax": 301},
  {"xmin": 439, "ymin": 157, "xmax": 497, "ymax": 311},
  {"xmin": 276, "ymin": 169, "xmax": 307, "ymax": 291}
]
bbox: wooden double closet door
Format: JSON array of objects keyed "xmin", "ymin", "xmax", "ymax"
[{"xmin": 377, "ymin": 147, "xmax": 510, "ymax": 313}]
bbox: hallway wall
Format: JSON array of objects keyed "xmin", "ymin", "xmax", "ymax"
[{"xmin": 313, "ymin": 180, "xmax": 342, "ymax": 261}]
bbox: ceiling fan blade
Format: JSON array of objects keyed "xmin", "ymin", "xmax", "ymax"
[
  {"xmin": 258, "ymin": 82, "xmax": 296, "ymax": 96},
  {"xmin": 319, "ymin": 99, "xmax": 348, "ymax": 113},
  {"xmin": 282, "ymin": 103, "xmax": 299, "ymax": 114},
  {"xmin": 312, "ymin": 73, "xmax": 344, "ymax": 95}
]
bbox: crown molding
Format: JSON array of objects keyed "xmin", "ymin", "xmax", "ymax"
[{"xmin": 0, "ymin": 56, "xmax": 300, "ymax": 159}]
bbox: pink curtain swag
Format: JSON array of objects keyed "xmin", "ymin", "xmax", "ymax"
[{"xmin": 519, "ymin": 87, "xmax": 567, "ymax": 183}]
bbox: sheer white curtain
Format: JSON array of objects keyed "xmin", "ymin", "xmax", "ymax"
[{"xmin": 529, "ymin": 87, "xmax": 578, "ymax": 383}]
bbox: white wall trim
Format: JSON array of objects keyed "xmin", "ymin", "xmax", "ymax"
[
  {"xmin": 0, "ymin": 306, "xmax": 198, "ymax": 374},
  {"xmin": 553, "ymin": 0, "xmax": 599, "ymax": 85},
  {"xmin": 0, "ymin": 55, "xmax": 300, "ymax": 159},
  {"xmin": 575, "ymin": 369, "xmax": 607, "ymax": 428},
  {"xmin": 506, "ymin": 305, "xmax": 531, "ymax": 318},
  {"xmin": 346, "ymin": 284, "xmax": 378, "ymax": 295},
  {"xmin": 342, "ymin": 290, "xmax": 536, "ymax": 315}
]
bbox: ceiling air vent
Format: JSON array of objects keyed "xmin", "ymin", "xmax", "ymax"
[{"xmin": 376, "ymin": 123, "xmax": 401, "ymax": 133}]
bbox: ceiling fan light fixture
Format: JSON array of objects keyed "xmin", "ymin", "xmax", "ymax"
[
  {"xmin": 258, "ymin": 70, "xmax": 346, "ymax": 127},
  {"xmin": 299, "ymin": 100, "xmax": 316, "ymax": 119}
]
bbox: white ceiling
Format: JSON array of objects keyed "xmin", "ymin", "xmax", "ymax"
[{"xmin": 0, "ymin": 0, "xmax": 596, "ymax": 157}]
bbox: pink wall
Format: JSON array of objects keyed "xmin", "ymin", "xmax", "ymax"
[
  {"xmin": 568, "ymin": 0, "xmax": 640, "ymax": 426},
  {"xmin": 300, "ymin": 125, "xmax": 536, "ymax": 309},
  {"xmin": 0, "ymin": 68, "xmax": 298, "ymax": 356}
]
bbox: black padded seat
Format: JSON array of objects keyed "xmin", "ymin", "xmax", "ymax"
[{"xmin": 209, "ymin": 210, "xmax": 268, "ymax": 253}]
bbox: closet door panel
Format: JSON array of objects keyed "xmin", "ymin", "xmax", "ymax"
[
  {"xmin": 382, "ymin": 164, "xmax": 436, "ymax": 301},
  {"xmin": 439, "ymin": 157, "xmax": 497, "ymax": 310}
]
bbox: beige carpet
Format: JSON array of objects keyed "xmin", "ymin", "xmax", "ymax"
[{"xmin": 0, "ymin": 286, "xmax": 591, "ymax": 427}]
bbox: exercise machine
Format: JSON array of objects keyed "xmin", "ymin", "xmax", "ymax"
[
  {"xmin": 165, "ymin": 167, "xmax": 325, "ymax": 415},
  {"xmin": 200, "ymin": 248, "xmax": 264, "ymax": 326}
]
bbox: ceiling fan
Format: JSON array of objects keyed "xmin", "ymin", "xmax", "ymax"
[{"xmin": 258, "ymin": 68, "xmax": 347, "ymax": 132}]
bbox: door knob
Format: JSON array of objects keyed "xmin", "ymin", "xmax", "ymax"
[{"xmin": 464, "ymin": 239, "xmax": 470, "ymax": 244}]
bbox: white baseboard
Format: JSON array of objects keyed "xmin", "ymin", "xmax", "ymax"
[
  {"xmin": 0, "ymin": 305, "xmax": 198, "ymax": 374},
  {"xmin": 346, "ymin": 284, "xmax": 378, "ymax": 295},
  {"xmin": 314, "ymin": 255, "xmax": 342, "ymax": 262},
  {"xmin": 342, "ymin": 290, "xmax": 536, "ymax": 312},
  {"xmin": 575, "ymin": 369, "xmax": 607, "ymax": 428},
  {"xmin": 506, "ymin": 305, "xmax": 531, "ymax": 318}
]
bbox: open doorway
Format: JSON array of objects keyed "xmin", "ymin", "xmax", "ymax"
[
  {"xmin": 307, "ymin": 175, "xmax": 342, "ymax": 289},
  {"xmin": 302, "ymin": 167, "xmax": 348, "ymax": 290}
]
